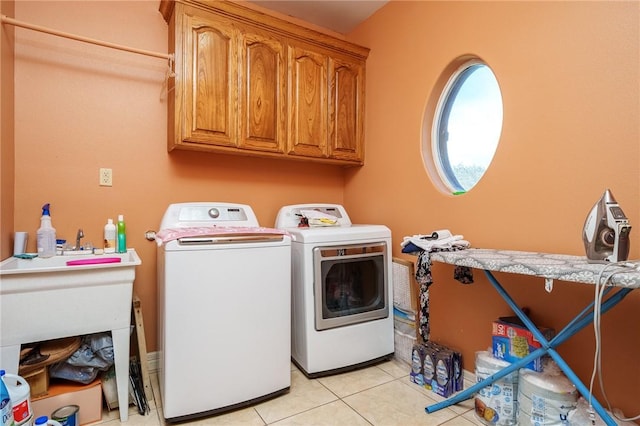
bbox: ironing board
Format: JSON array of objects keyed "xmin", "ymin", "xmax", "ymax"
[{"xmin": 423, "ymin": 248, "xmax": 640, "ymax": 425}]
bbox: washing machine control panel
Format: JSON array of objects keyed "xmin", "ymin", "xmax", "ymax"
[
  {"xmin": 160, "ymin": 202, "xmax": 260, "ymax": 229},
  {"xmin": 179, "ymin": 206, "xmax": 247, "ymax": 222}
]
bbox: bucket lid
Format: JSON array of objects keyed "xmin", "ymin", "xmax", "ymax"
[{"xmin": 519, "ymin": 369, "xmax": 578, "ymax": 401}]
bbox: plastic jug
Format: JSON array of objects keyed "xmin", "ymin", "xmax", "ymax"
[
  {"xmin": 0, "ymin": 370, "xmax": 14, "ymax": 426},
  {"xmin": 0, "ymin": 372, "xmax": 31, "ymax": 426},
  {"xmin": 33, "ymin": 417, "xmax": 60, "ymax": 426}
]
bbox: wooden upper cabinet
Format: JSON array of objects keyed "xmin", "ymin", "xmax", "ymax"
[
  {"xmin": 328, "ymin": 56, "xmax": 365, "ymax": 162},
  {"xmin": 178, "ymin": 9, "xmax": 238, "ymax": 148},
  {"xmin": 238, "ymin": 30, "xmax": 286, "ymax": 153},
  {"xmin": 162, "ymin": 0, "xmax": 369, "ymax": 166},
  {"xmin": 288, "ymin": 46, "xmax": 328, "ymax": 158}
]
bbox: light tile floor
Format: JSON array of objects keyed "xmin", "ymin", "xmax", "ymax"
[{"xmin": 97, "ymin": 358, "xmax": 485, "ymax": 426}]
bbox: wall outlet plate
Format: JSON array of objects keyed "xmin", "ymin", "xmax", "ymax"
[{"xmin": 100, "ymin": 168, "xmax": 113, "ymax": 186}]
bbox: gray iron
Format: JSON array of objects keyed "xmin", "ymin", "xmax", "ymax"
[{"xmin": 583, "ymin": 189, "xmax": 632, "ymax": 263}]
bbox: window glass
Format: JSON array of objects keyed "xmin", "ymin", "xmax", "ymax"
[{"xmin": 425, "ymin": 58, "xmax": 503, "ymax": 195}]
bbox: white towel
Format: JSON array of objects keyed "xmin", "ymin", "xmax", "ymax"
[{"xmin": 401, "ymin": 229, "xmax": 470, "ymax": 251}]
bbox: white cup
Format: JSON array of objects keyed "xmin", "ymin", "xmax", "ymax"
[{"xmin": 13, "ymin": 231, "xmax": 28, "ymax": 255}]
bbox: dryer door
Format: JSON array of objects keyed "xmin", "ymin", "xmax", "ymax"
[{"xmin": 313, "ymin": 242, "xmax": 389, "ymax": 331}]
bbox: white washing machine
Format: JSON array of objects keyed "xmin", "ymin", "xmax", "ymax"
[
  {"xmin": 275, "ymin": 204, "xmax": 394, "ymax": 377},
  {"xmin": 157, "ymin": 202, "xmax": 291, "ymax": 421}
]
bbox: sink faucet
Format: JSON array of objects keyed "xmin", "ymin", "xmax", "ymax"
[{"xmin": 75, "ymin": 228, "xmax": 84, "ymax": 250}]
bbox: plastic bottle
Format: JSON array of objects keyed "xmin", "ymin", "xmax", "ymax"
[
  {"xmin": 0, "ymin": 370, "xmax": 15, "ymax": 426},
  {"xmin": 33, "ymin": 417, "xmax": 60, "ymax": 426},
  {"xmin": 116, "ymin": 215, "xmax": 126, "ymax": 253},
  {"xmin": 36, "ymin": 204, "xmax": 57, "ymax": 258},
  {"xmin": 104, "ymin": 219, "xmax": 116, "ymax": 254},
  {"xmin": 0, "ymin": 371, "xmax": 31, "ymax": 426}
]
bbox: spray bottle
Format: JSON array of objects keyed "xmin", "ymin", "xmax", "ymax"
[{"xmin": 36, "ymin": 204, "xmax": 57, "ymax": 258}]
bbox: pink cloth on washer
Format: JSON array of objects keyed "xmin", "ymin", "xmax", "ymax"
[{"xmin": 155, "ymin": 227, "xmax": 290, "ymax": 246}]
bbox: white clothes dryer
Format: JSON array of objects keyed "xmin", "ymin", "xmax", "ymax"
[{"xmin": 275, "ymin": 204, "xmax": 394, "ymax": 377}]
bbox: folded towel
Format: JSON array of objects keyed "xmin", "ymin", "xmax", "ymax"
[{"xmin": 401, "ymin": 229, "xmax": 470, "ymax": 252}]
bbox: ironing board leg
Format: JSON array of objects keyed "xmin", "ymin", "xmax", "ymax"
[
  {"xmin": 546, "ymin": 347, "xmax": 616, "ymax": 426},
  {"xmin": 425, "ymin": 270, "xmax": 631, "ymax": 426},
  {"xmin": 551, "ymin": 287, "xmax": 629, "ymax": 348},
  {"xmin": 484, "ymin": 271, "xmax": 626, "ymax": 426}
]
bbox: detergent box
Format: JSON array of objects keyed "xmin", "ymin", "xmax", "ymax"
[
  {"xmin": 421, "ymin": 341, "xmax": 463, "ymax": 398},
  {"xmin": 491, "ymin": 316, "xmax": 554, "ymax": 372},
  {"xmin": 409, "ymin": 343, "xmax": 425, "ymax": 386}
]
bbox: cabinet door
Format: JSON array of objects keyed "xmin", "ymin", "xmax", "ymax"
[
  {"xmin": 328, "ymin": 57, "xmax": 364, "ymax": 162},
  {"xmin": 238, "ymin": 29, "xmax": 286, "ymax": 153},
  {"xmin": 288, "ymin": 46, "xmax": 328, "ymax": 158},
  {"xmin": 179, "ymin": 11, "xmax": 237, "ymax": 147}
]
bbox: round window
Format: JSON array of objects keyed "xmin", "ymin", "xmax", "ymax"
[{"xmin": 423, "ymin": 57, "xmax": 503, "ymax": 195}]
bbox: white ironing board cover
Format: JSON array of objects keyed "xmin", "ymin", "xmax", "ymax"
[{"xmin": 430, "ymin": 248, "xmax": 640, "ymax": 289}]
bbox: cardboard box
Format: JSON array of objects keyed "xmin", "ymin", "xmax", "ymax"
[
  {"xmin": 491, "ymin": 317, "xmax": 554, "ymax": 372},
  {"xmin": 410, "ymin": 341, "xmax": 463, "ymax": 398},
  {"xmin": 101, "ymin": 365, "xmax": 134, "ymax": 411},
  {"xmin": 422, "ymin": 344, "xmax": 437, "ymax": 391},
  {"xmin": 31, "ymin": 380, "xmax": 102, "ymax": 425},
  {"xmin": 23, "ymin": 367, "xmax": 49, "ymax": 398}
]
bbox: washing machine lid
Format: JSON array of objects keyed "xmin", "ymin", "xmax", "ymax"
[{"xmin": 160, "ymin": 202, "xmax": 260, "ymax": 229}]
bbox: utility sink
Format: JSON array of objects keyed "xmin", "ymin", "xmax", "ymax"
[
  {"xmin": 0, "ymin": 249, "xmax": 141, "ymax": 423},
  {"xmin": 1, "ymin": 250, "xmax": 140, "ymax": 275}
]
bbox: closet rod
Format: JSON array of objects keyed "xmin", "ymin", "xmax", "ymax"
[{"xmin": 1, "ymin": 14, "xmax": 173, "ymax": 62}]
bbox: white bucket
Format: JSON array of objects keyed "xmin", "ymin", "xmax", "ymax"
[
  {"xmin": 473, "ymin": 351, "xmax": 519, "ymax": 426},
  {"xmin": 1, "ymin": 372, "xmax": 33, "ymax": 426},
  {"xmin": 517, "ymin": 368, "xmax": 577, "ymax": 425}
]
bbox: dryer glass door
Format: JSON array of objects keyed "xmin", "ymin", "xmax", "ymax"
[{"xmin": 313, "ymin": 242, "xmax": 388, "ymax": 330}]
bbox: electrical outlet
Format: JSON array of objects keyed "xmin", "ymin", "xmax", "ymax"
[{"xmin": 99, "ymin": 168, "xmax": 113, "ymax": 187}]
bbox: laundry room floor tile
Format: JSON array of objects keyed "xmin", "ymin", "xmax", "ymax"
[
  {"xmin": 253, "ymin": 369, "xmax": 339, "ymax": 423},
  {"xmin": 269, "ymin": 400, "xmax": 370, "ymax": 425},
  {"xmin": 316, "ymin": 364, "xmax": 396, "ymax": 398},
  {"xmin": 376, "ymin": 357, "xmax": 412, "ymax": 379},
  {"xmin": 441, "ymin": 415, "xmax": 482, "ymax": 425},
  {"xmin": 98, "ymin": 357, "xmax": 479, "ymax": 426},
  {"xmin": 342, "ymin": 379, "xmax": 459, "ymax": 425},
  {"xmin": 401, "ymin": 375, "xmax": 476, "ymax": 415},
  {"xmin": 173, "ymin": 407, "xmax": 266, "ymax": 426}
]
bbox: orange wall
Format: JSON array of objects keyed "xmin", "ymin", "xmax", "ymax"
[
  {"xmin": 9, "ymin": 1, "xmax": 344, "ymax": 356},
  {"xmin": 347, "ymin": 0, "xmax": 639, "ymax": 418},
  {"xmin": 5, "ymin": 0, "xmax": 640, "ymax": 418},
  {"xmin": 1, "ymin": 0, "xmax": 15, "ymax": 261}
]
